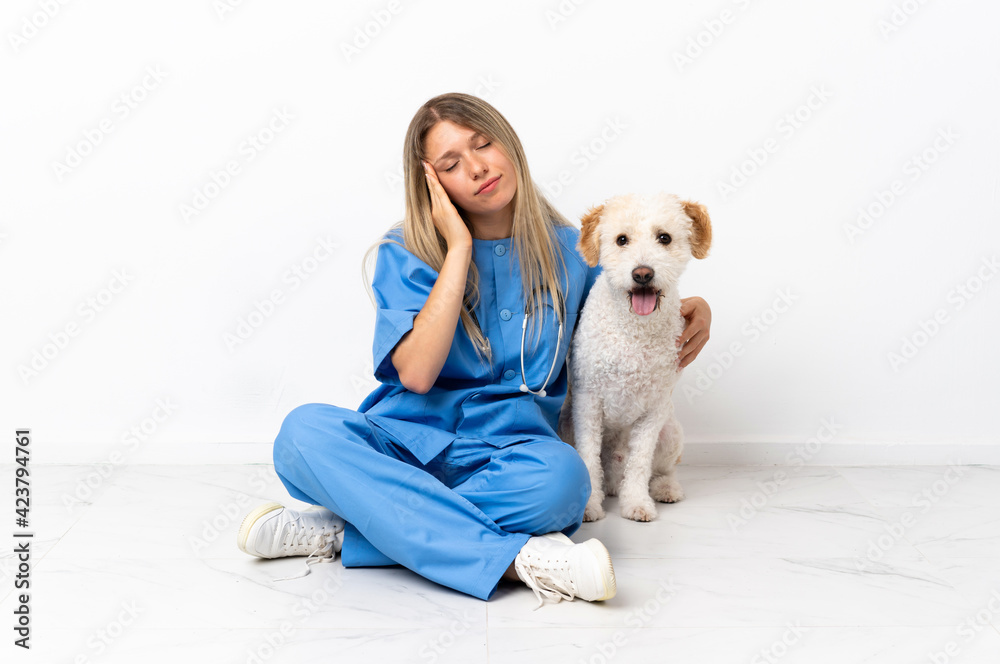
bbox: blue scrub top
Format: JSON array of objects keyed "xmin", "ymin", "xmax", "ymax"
[{"xmin": 357, "ymin": 223, "xmax": 603, "ymax": 465}]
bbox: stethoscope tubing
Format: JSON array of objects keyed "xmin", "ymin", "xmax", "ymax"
[{"xmin": 519, "ymin": 307, "xmax": 563, "ymax": 398}]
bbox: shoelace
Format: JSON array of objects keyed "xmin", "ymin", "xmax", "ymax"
[
  {"xmin": 514, "ymin": 553, "xmax": 577, "ymax": 610},
  {"xmin": 272, "ymin": 523, "xmax": 337, "ymax": 582}
]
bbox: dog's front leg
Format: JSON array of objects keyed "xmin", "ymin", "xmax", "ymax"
[
  {"xmin": 572, "ymin": 386, "xmax": 607, "ymax": 521},
  {"xmin": 650, "ymin": 406, "xmax": 685, "ymax": 503},
  {"xmin": 619, "ymin": 414, "xmax": 664, "ymax": 521}
]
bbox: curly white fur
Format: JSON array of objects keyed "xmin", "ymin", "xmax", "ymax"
[{"xmin": 558, "ymin": 192, "xmax": 712, "ymax": 522}]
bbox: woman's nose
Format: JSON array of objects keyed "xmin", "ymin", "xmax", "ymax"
[{"xmin": 468, "ymin": 156, "xmax": 488, "ymax": 177}]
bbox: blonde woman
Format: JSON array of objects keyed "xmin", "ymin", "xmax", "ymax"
[{"xmin": 237, "ymin": 93, "xmax": 712, "ymax": 607}]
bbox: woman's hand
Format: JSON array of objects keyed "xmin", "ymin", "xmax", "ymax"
[
  {"xmin": 677, "ymin": 297, "xmax": 711, "ymax": 369},
  {"xmin": 422, "ymin": 160, "xmax": 472, "ymax": 249}
]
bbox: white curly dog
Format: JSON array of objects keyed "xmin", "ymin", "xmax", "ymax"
[{"xmin": 558, "ymin": 192, "xmax": 712, "ymax": 522}]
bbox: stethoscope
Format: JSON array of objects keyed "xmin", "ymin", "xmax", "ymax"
[{"xmin": 519, "ymin": 294, "xmax": 564, "ymax": 398}]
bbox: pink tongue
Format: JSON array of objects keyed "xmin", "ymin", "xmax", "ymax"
[{"xmin": 632, "ymin": 288, "xmax": 656, "ymax": 315}]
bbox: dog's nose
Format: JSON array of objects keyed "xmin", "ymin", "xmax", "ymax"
[{"xmin": 632, "ymin": 265, "xmax": 654, "ymax": 285}]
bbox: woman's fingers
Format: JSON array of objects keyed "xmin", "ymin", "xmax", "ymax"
[
  {"xmin": 421, "ymin": 159, "xmax": 470, "ymax": 248},
  {"xmin": 676, "ymin": 313, "xmax": 705, "ymax": 349},
  {"xmin": 677, "ymin": 330, "xmax": 708, "ymax": 368},
  {"xmin": 423, "ymin": 160, "xmax": 442, "ymax": 201},
  {"xmin": 423, "ymin": 160, "xmax": 446, "ymax": 217},
  {"xmin": 676, "ymin": 296, "xmax": 711, "ymax": 367}
]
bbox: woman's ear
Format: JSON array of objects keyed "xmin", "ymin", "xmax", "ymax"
[
  {"xmin": 681, "ymin": 200, "xmax": 712, "ymax": 259},
  {"xmin": 578, "ymin": 203, "xmax": 604, "ymax": 267}
]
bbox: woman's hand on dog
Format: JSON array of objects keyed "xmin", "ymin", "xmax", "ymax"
[{"xmin": 677, "ymin": 297, "xmax": 711, "ymax": 369}]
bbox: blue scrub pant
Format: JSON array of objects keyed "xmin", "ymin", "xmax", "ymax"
[{"xmin": 271, "ymin": 403, "xmax": 592, "ymax": 600}]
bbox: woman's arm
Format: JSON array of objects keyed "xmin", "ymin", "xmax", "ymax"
[
  {"xmin": 390, "ymin": 241, "xmax": 472, "ymax": 394},
  {"xmin": 390, "ymin": 160, "xmax": 475, "ymax": 394},
  {"xmin": 677, "ymin": 297, "xmax": 711, "ymax": 369}
]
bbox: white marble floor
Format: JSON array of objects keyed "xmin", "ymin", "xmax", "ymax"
[{"xmin": 2, "ymin": 462, "xmax": 999, "ymax": 663}]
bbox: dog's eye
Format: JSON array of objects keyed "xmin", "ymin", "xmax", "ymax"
[
  {"xmin": 658, "ymin": 233, "xmax": 672, "ymax": 245},
  {"xmin": 616, "ymin": 234, "xmax": 628, "ymax": 246}
]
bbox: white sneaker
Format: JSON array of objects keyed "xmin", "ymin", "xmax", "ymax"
[
  {"xmin": 237, "ymin": 501, "xmax": 345, "ymax": 580},
  {"xmin": 514, "ymin": 536, "xmax": 616, "ymax": 609},
  {"xmin": 541, "ymin": 532, "xmax": 573, "ymax": 545}
]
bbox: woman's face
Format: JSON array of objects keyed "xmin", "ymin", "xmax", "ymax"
[{"xmin": 422, "ymin": 120, "xmax": 516, "ymax": 219}]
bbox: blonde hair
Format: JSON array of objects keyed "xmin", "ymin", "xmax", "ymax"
[{"xmin": 362, "ymin": 92, "xmax": 572, "ymax": 370}]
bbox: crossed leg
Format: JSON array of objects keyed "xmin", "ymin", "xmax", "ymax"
[{"xmin": 270, "ymin": 403, "xmax": 591, "ymax": 600}]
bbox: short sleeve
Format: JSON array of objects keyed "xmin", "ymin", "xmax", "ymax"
[{"xmin": 370, "ymin": 231, "xmax": 439, "ymax": 386}]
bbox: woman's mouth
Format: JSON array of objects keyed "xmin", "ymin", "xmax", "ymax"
[{"xmin": 477, "ymin": 176, "xmax": 500, "ymax": 194}]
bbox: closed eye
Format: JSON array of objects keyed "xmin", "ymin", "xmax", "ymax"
[{"xmin": 443, "ymin": 142, "xmax": 492, "ymax": 172}]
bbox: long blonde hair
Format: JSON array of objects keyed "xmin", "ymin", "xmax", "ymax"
[{"xmin": 362, "ymin": 92, "xmax": 572, "ymax": 370}]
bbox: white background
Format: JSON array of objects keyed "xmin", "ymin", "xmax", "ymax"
[{"xmin": 2, "ymin": 0, "xmax": 998, "ymax": 460}]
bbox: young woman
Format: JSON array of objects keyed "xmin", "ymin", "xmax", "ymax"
[{"xmin": 237, "ymin": 93, "xmax": 712, "ymax": 608}]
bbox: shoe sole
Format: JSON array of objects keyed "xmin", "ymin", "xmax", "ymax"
[
  {"xmin": 237, "ymin": 501, "xmax": 284, "ymax": 556},
  {"xmin": 582, "ymin": 539, "xmax": 617, "ymax": 601}
]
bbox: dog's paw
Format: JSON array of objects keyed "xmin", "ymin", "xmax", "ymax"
[
  {"xmin": 621, "ymin": 499, "xmax": 657, "ymax": 522},
  {"xmin": 650, "ymin": 475, "xmax": 685, "ymax": 503},
  {"xmin": 583, "ymin": 501, "xmax": 606, "ymax": 522}
]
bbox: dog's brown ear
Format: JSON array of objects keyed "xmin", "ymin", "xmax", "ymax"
[
  {"xmin": 682, "ymin": 200, "xmax": 712, "ymax": 259},
  {"xmin": 578, "ymin": 203, "xmax": 604, "ymax": 267}
]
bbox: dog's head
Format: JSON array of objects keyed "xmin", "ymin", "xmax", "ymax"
[{"xmin": 578, "ymin": 193, "xmax": 711, "ymax": 316}]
